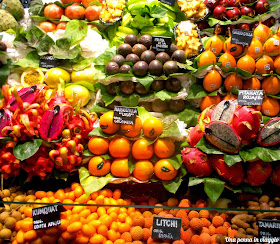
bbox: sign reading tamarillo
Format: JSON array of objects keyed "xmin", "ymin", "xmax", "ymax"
[
  {"xmin": 231, "ymin": 29, "xmax": 253, "ymax": 46},
  {"xmin": 152, "ymin": 216, "xmax": 181, "ymax": 240},
  {"xmin": 113, "ymin": 106, "xmax": 138, "ymax": 125},
  {"xmin": 258, "ymin": 219, "xmax": 280, "ymax": 242},
  {"xmin": 238, "ymin": 90, "xmax": 263, "ymax": 106}
]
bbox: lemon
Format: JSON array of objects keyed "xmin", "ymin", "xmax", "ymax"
[
  {"xmin": 44, "ymin": 68, "xmax": 70, "ymax": 88},
  {"xmin": 71, "ymin": 67, "xmax": 97, "ymax": 84},
  {"xmin": 20, "ymin": 68, "xmax": 44, "ymax": 87},
  {"xmin": 65, "ymin": 85, "xmax": 90, "ymax": 107}
]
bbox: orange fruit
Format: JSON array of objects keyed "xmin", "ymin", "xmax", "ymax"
[
  {"xmin": 88, "ymin": 156, "xmax": 111, "ymax": 176},
  {"xmin": 133, "ymin": 160, "xmax": 154, "ymax": 181},
  {"xmin": 142, "ymin": 117, "xmax": 163, "ymax": 139},
  {"xmin": 121, "ymin": 117, "xmax": 142, "ymax": 137},
  {"xmin": 154, "ymin": 138, "xmax": 175, "ymax": 158},
  {"xmin": 243, "ymin": 76, "xmax": 261, "ymax": 90},
  {"xmin": 218, "ymin": 53, "xmax": 236, "ymax": 70},
  {"xmin": 274, "ymin": 55, "xmax": 280, "ymax": 75},
  {"xmin": 203, "ymin": 69, "xmax": 222, "ymax": 92},
  {"xmin": 111, "ymin": 158, "xmax": 130, "ymax": 178},
  {"xmin": 154, "ymin": 159, "xmax": 177, "ymax": 181},
  {"xmin": 224, "ymin": 74, "xmax": 243, "ymax": 92},
  {"xmin": 261, "ymin": 97, "xmax": 280, "ymax": 117},
  {"xmin": 204, "ymin": 35, "xmax": 223, "ymax": 56},
  {"xmin": 237, "ymin": 54, "xmax": 256, "ymax": 74},
  {"xmin": 132, "ymin": 138, "xmax": 154, "ymax": 160},
  {"xmin": 255, "ymin": 55, "xmax": 274, "ymax": 74},
  {"xmin": 109, "ymin": 137, "xmax": 131, "ymax": 158},
  {"xmin": 223, "ymin": 93, "xmax": 237, "ymax": 100},
  {"xmin": 245, "ymin": 38, "xmax": 263, "ymax": 59},
  {"xmin": 197, "ymin": 50, "xmax": 216, "ymax": 67},
  {"xmin": 88, "ymin": 137, "xmax": 109, "ymax": 155},
  {"xmin": 223, "ymin": 38, "xmax": 243, "ymax": 57},
  {"xmin": 200, "ymin": 95, "xmax": 221, "ymax": 111},
  {"xmin": 99, "ymin": 111, "xmax": 120, "ymax": 134},
  {"xmin": 262, "ymin": 76, "xmax": 280, "ymax": 95}
]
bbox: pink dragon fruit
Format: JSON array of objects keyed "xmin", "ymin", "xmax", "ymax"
[
  {"xmin": 210, "ymin": 154, "xmax": 244, "ymax": 185},
  {"xmin": 245, "ymin": 160, "xmax": 272, "ymax": 186},
  {"xmin": 205, "ymin": 121, "xmax": 241, "ymax": 154},
  {"xmin": 181, "ymin": 148, "xmax": 212, "ymax": 177},
  {"xmin": 198, "ymin": 106, "xmax": 215, "ymax": 125},
  {"xmin": 271, "ymin": 165, "xmax": 280, "ymax": 187},
  {"xmin": 0, "ymin": 109, "xmax": 12, "ymax": 137},
  {"xmin": 211, "ymin": 100, "xmax": 237, "ymax": 123},
  {"xmin": 188, "ymin": 125, "xmax": 204, "ymax": 147},
  {"xmin": 232, "ymin": 106, "xmax": 261, "ymax": 145},
  {"xmin": 257, "ymin": 117, "xmax": 280, "ymax": 146}
]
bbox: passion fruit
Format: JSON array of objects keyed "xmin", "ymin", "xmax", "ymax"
[
  {"xmin": 165, "ymin": 78, "xmax": 181, "ymax": 92},
  {"xmin": 133, "ymin": 61, "xmax": 149, "ymax": 77},
  {"xmin": 135, "ymin": 83, "xmax": 150, "ymax": 95},
  {"xmin": 149, "ymin": 60, "xmax": 163, "ymax": 76},
  {"xmin": 171, "ymin": 50, "xmax": 187, "ymax": 63},
  {"xmin": 141, "ymin": 50, "xmax": 156, "ymax": 64},
  {"xmin": 151, "ymin": 80, "xmax": 165, "ymax": 91},
  {"xmin": 163, "ymin": 61, "xmax": 179, "ymax": 76},
  {"xmin": 105, "ymin": 61, "xmax": 119, "ymax": 75},
  {"xmin": 138, "ymin": 34, "xmax": 152, "ymax": 49},
  {"xmin": 112, "ymin": 54, "xmax": 125, "ymax": 66},
  {"xmin": 119, "ymin": 64, "xmax": 131, "ymax": 73},
  {"xmin": 139, "ymin": 101, "xmax": 152, "ymax": 111},
  {"xmin": 118, "ymin": 43, "xmax": 132, "ymax": 57},
  {"xmin": 124, "ymin": 34, "xmax": 138, "ymax": 46},
  {"xmin": 151, "ymin": 99, "xmax": 168, "ymax": 112},
  {"xmin": 132, "ymin": 44, "xmax": 147, "ymax": 57},
  {"xmin": 106, "ymin": 82, "xmax": 119, "ymax": 95},
  {"xmin": 125, "ymin": 53, "xmax": 140, "ymax": 64},
  {"xmin": 156, "ymin": 52, "xmax": 170, "ymax": 64},
  {"xmin": 120, "ymin": 80, "xmax": 135, "ymax": 95},
  {"xmin": 168, "ymin": 100, "xmax": 185, "ymax": 113}
]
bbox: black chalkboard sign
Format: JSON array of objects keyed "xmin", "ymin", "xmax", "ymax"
[
  {"xmin": 231, "ymin": 29, "xmax": 253, "ymax": 46},
  {"xmin": 39, "ymin": 55, "xmax": 58, "ymax": 69},
  {"xmin": 257, "ymin": 219, "xmax": 280, "ymax": 243},
  {"xmin": 159, "ymin": 0, "xmax": 176, "ymax": 6},
  {"xmin": 21, "ymin": 0, "xmax": 31, "ymax": 8},
  {"xmin": 113, "ymin": 106, "xmax": 138, "ymax": 125},
  {"xmin": 238, "ymin": 90, "xmax": 263, "ymax": 106},
  {"xmin": 33, "ymin": 205, "xmax": 64, "ymax": 230},
  {"xmin": 152, "ymin": 36, "xmax": 172, "ymax": 52},
  {"xmin": 152, "ymin": 216, "xmax": 181, "ymax": 240}
]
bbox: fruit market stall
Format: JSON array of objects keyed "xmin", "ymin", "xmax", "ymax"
[{"xmin": 1, "ymin": 0, "xmax": 280, "ymax": 243}]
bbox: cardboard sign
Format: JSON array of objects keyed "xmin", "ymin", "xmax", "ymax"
[
  {"xmin": 159, "ymin": 0, "xmax": 176, "ymax": 6},
  {"xmin": 21, "ymin": 0, "xmax": 31, "ymax": 8},
  {"xmin": 257, "ymin": 219, "xmax": 280, "ymax": 243},
  {"xmin": 152, "ymin": 216, "xmax": 181, "ymax": 240},
  {"xmin": 238, "ymin": 90, "xmax": 263, "ymax": 106},
  {"xmin": 231, "ymin": 29, "xmax": 253, "ymax": 46},
  {"xmin": 39, "ymin": 55, "xmax": 58, "ymax": 69},
  {"xmin": 33, "ymin": 205, "xmax": 64, "ymax": 230},
  {"xmin": 152, "ymin": 36, "xmax": 172, "ymax": 52},
  {"xmin": 113, "ymin": 106, "xmax": 138, "ymax": 125}
]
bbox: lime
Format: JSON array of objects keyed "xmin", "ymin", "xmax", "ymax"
[
  {"xmin": 44, "ymin": 68, "xmax": 70, "ymax": 88},
  {"xmin": 65, "ymin": 85, "xmax": 90, "ymax": 107},
  {"xmin": 21, "ymin": 68, "xmax": 44, "ymax": 87},
  {"xmin": 71, "ymin": 67, "xmax": 98, "ymax": 84}
]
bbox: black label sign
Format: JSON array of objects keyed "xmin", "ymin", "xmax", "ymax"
[
  {"xmin": 152, "ymin": 216, "xmax": 181, "ymax": 240},
  {"xmin": 231, "ymin": 29, "xmax": 253, "ymax": 46},
  {"xmin": 257, "ymin": 219, "xmax": 280, "ymax": 243},
  {"xmin": 152, "ymin": 36, "xmax": 172, "ymax": 52},
  {"xmin": 159, "ymin": 0, "xmax": 175, "ymax": 6},
  {"xmin": 238, "ymin": 90, "xmax": 263, "ymax": 106},
  {"xmin": 21, "ymin": 0, "xmax": 31, "ymax": 8},
  {"xmin": 39, "ymin": 55, "xmax": 58, "ymax": 69},
  {"xmin": 32, "ymin": 205, "xmax": 64, "ymax": 230},
  {"xmin": 113, "ymin": 106, "xmax": 138, "ymax": 125}
]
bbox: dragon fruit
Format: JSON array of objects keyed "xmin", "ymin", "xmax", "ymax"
[
  {"xmin": 245, "ymin": 160, "xmax": 272, "ymax": 186},
  {"xmin": 205, "ymin": 121, "xmax": 241, "ymax": 154},
  {"xmin": 211, "ymin": 100, "xmax": 237, "ymax": 123},
  {"xmin": 198, "ymin": 106, "xmax": 215, "ymax": 125},
  {"xmin": 232, "ymin": 106, "xmax": 261, "ymax": 145},
  {"xmin": 188, "ymin": 125, "xmax": 204, "ymax": 147},
  {"xmin": 210, "ymin": 154, "xmax": 244, "ymax": 185},
  {"xmin": 181, "ymin": 148, "xmax": 212, "ymax": 177},
  {"xmin": 257, "ymin": 117, "xmax": 280, "ymax": 146},
  {"xmin": 0, "ymin": 109, "xmax": 12, "ymax": 137},
  {"xmin": 271, "ymin": 165, "xmax": 280, "ymax": 187}
]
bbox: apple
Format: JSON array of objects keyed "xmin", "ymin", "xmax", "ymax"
[
  {"xmin": 39, "ymin": 21, "xmax": 57, "ymax": 32},
  {"xmin": 85, "ymin": 5, "xmax": 102, "ymax": 21},
  {"xmin": 226, "ymin": 8, "xmax": 240, "ymax": 20},
  {"xmin": 44, "ymin": 3, "xmax": 64, "ymax": 19},
  {"xmin": 65, "ymin": 3, "xmax": 85, "ymax": 20},
  {"xmin": 240, "ymin": 6, "xmax": 255, "ymax": 17},
  {"xmin": 255, "ymin": 0, "xmax": 269, "ymax": 14},
  {"xmin": 213, "ymin": 5, "xmax": 227, "ymax": 19},
  {"xmin": 82, "ymin": 0, "xmax": 102, "ymax": 8},
  {"xmin": 56, "ymin": 22, "xmax": 67, "ymax": 30}
]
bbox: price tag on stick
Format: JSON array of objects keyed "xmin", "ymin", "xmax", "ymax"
[
  {"xmin": 152, "ymin": 36, "xmax": 172, "ymax": 52},
  {"xmin": 113, "ymin": 106, "xmax": 138, "ymax": 125},
  {"xmin": 231, "ymin": 29, "xmax": 253, "ymax": 46},
  {"xmin": 152, "ymin": 216, "xmax": 181, "ymax": 240},
  {"xmin": 238, "ymin": 90, "xmax": 263, "ymax": 106}
]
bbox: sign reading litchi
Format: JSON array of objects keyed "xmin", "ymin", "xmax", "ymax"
[{"xmin": 152, "ymin": 216, "xmax": 181, "ymax": 240}]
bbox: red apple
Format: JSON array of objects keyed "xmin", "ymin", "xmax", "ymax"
[
  {"xmin": 255, "ymin": 0, "xmax": 269, "ymax": 14},
  {"xmin": 82, "ymin": 0, "xmax": 102, "ymax": 8},
  {"xmin": 61, "ymin": 0, "xmax": 82, "ymax": 3},
  {"xmin": 65, "ymin": 3, "xmax": 85, "ymax": 20},
  {"xmin": 39, "ymin": 21, "xmax": 57, "ymax": 32},
  {"xmin": 213, "ymin": 5, "xmax": 227, "ymax": 19},
  {"xmin": 226, "ymin": 7, "xmax": 240, "ymax": 20},
  {"xmin": 85, "ymin": 5, "xmax": 102, "ymax": 21},
  {"xmin": 240, "ymin": 6, "xmax": 255, "ymax": 17},
  {"xmin": 44, "ymin": 3, "xmax": 64, "ymax": 19},
  {"xmin": 56, "ymin": 22, "xmax": 67, "ymax": 30}
]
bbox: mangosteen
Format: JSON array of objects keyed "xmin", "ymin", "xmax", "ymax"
[
  {"xmin": 132, "ymin": 44, "xmax": 147, "ymax": 57},
  {"xmin": 125, "ymin": 53, "xmax": 140, "ymax": 64},
  {"xmin": 138, "ymin": 34, "xmax": 152, "ymax": 49},
  {"xmin": 169, "ymin": 44, "xmax": 178, "ymax": 54},
  {"xmin": 105, "ymin": 62, "xmax": 119, "ymax": 75},
  {"xmin": 0, "ymin": 42, "xmax": 7, "ymax": 52},
  {"xmin": 165, "ymin": 78, "xmax": 181, "ymax": 92},
  {"xmin": 155, "ymin": 52, "xmax": 170, "ymax": 64},
  {"xmin": 140, "ymin": 50, "xmax": 156, "ymax": 64},
  {"xmin": 106, "ymin": 101, "xmax": 121, "ymax": 110},
  {"xmin": 119, "ymin": 64, "xmax": 131, "ymax": 73},
  {"xmin": 168, "ymin": 100, "xmax": 185, "ymax": 113},
  {"xmin": 111, "ymin": 54, "xmax": 125, "ymax": 67},
  {"xmin": 106, "ymin": 82, "xmax": 119, "ymax": 95},
  {"xmin": 139, "ymin": 102, "xmax": 152, "ymax": 112},
  {"xmin": 151, "ymin": 99, "xmax": 168, "ymax": 113},
  {"xmin": 132, "ymin": 61, "xmax": 149, "ymax": 77},
  {"xmin": 135, "ymin": 83, "xmax": 150, "ymax": 95},
  {"xmin": 163, "ymin": 61, "xmax": 179, "ymax": 76},
  {"xmin": 171, "ymin": 50, "xmax": 187, "ymax": 63},
  {"xmin": 151, "ymin": 80, "xmax": 165, "ymax": 91},
  {"xmin": 149, "ymin": 60, "xmax": 163, "ymax": 76},
  {"xmin": 124, "ymin": 34, "xmax": 138, "ymax": 46},
  {"xmin": 120, "ymin": 80, "xmax": 135, "ymax": 95},
  {"xmin": 118, "ymin": 43, "xmax": 132, "ymax": 57}
]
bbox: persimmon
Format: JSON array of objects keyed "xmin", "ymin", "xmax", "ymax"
[
  {"xmin": 142, "ymin": 117, "xmax": 163, "ymax": 139},
  {"xmin": 224, "ymin": 74, "xmax": 243, "ymax": 92},
  {"xmin": 88, "ymin": 137, "xmax": 109, "ymax": 155},
  {"xmin": 197, "ymin": 50, "xmax": 216, "ymax": 67},
  {"xmin": 99, "ymin": 111, "xmax": 120, "ymax": 134},
  {"xmin": 218, "ymin": 53, "xmax": 236, "ymax": 70},
  {"xmin": 237, "ymin": 54, "xmax": 256, "ymax": 74},
  {"xmin": 109, "ymin": 137, "xmax": 131, "ymax": 158},
  {"xmin": 153, "ymin": 138, "xmax": 175, "ymax": 158},
  {"xmin": 154, "ymin": 159, "xmax": 177, "ymax": 181},
  {"xmin": 133, "ymin": 160, "xmax": 154, "ymax": 181},
  {"xmin": 88, "ymin": 156, "xmax": 111, "ymax": 176},
  {"xmin": 243, "ymin": 76, "xmax": 261, "ymax": 90},
  {"xmin": 255, "ymin": 55, "xmax": 274, "ymax": 74},
  {"xmin": 111, "ymin": 158, "xmax": 130, "ymax": 178},
  {"xmin": 261, "ymin": 97, "xmax": 280, "ymax": 117},
  {"xmin": 262, "ymin": 75, "xmax": 280, "ymax": 95},
  {"xmin": 120, "ymin": 117, "xmax": 142, "ymax": 137},
  {"xmin": 132, "ymin": 138, "xmax": 154, "ymax": 160}
]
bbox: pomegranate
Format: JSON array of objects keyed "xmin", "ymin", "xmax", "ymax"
[
  {"xmin": 38, "ymin": 21, "xmax": 57, "ymax": 32},
  {"xmin": 213, "ymin": 5, "xmax": 227, "ymax": 19},
  {"xmin": 255, "ymin": 0, "xmax": 269, "ymax": 14},
  {"xmin": 65, "ymin": 3, "xmax": 85, "ymax": 20},
  {"xmin": 44, "ymin": 3, "xmax": 64, "ymax": 19},
  {"xmin": 85, "ymin": 5, "xmax": 102, "ymax": 21}
]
